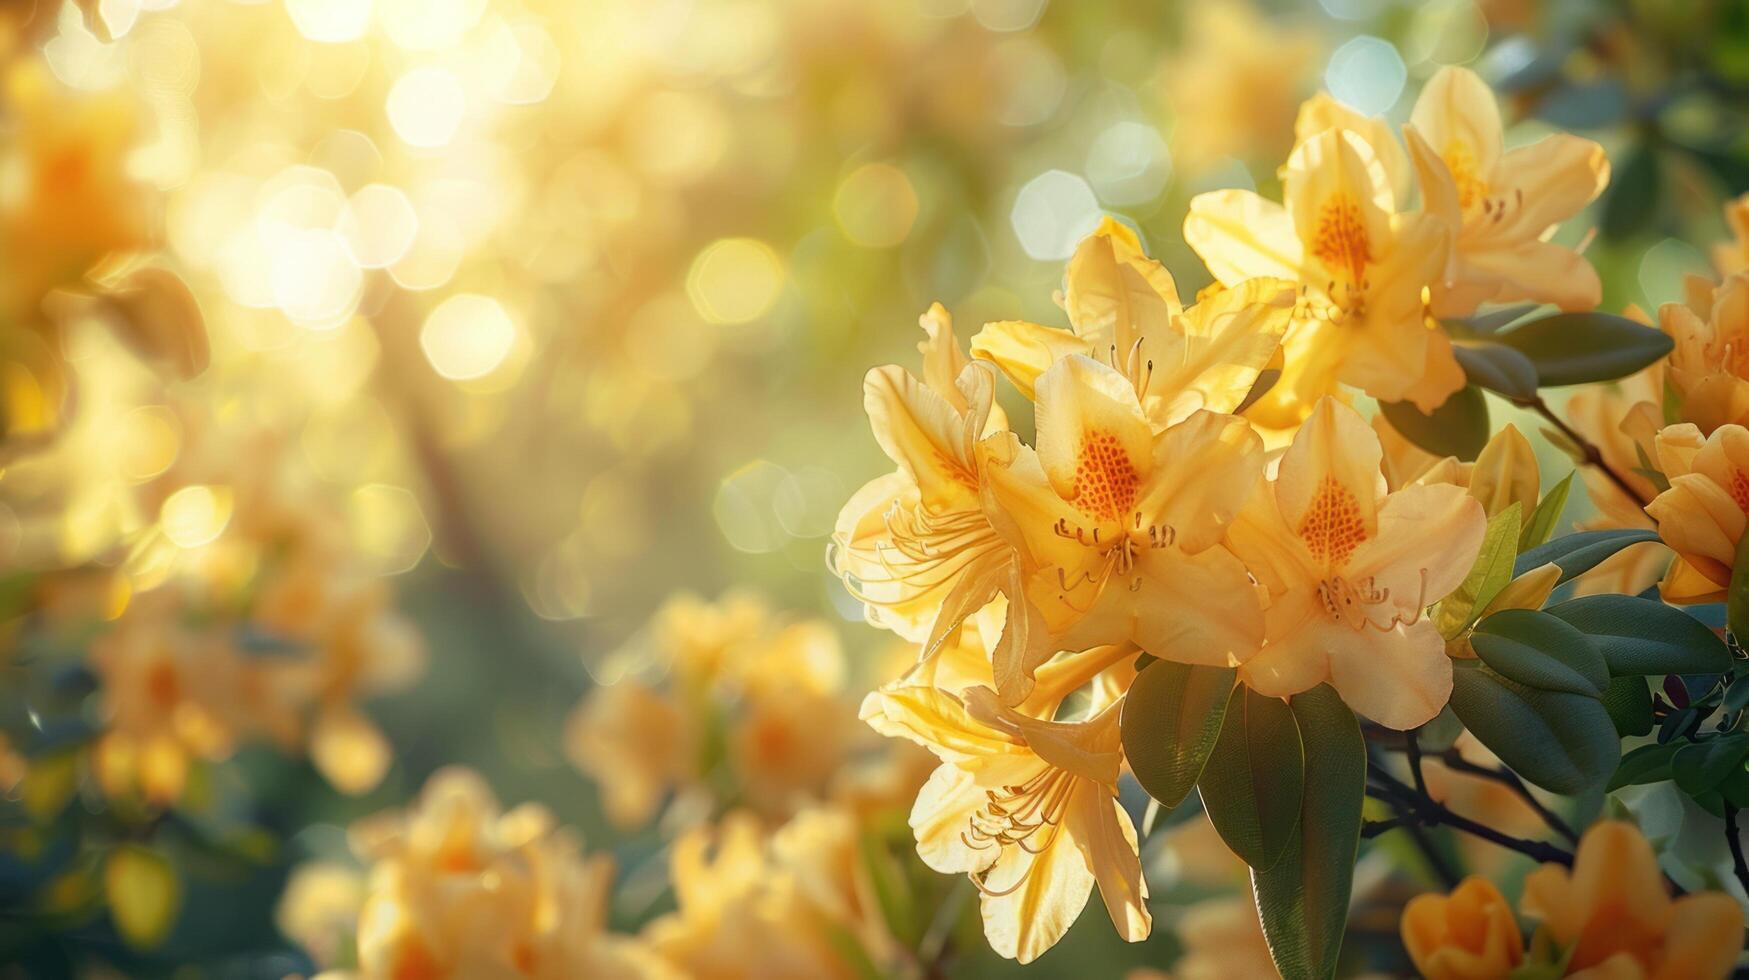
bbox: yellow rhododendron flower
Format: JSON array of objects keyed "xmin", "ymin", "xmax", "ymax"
[
  {"xmin": 980, "ymin": 353, "xmax": 1266, "ymax": 698},
  {"xmin": 1520, "ymin": 821, "xmax": 1744, "ymax": 980},
  {"xmin": 1714, "ymin": 192, "xmax": 1749, "ymax": 278},
  {"xmin": 1566, "ymin": 354, "xmax": 1669, "ymax": 596},
  {"xmin": 1646, "ymin": 421, "xmax": 1749, "ymax": 603},
  {"xmin": 1401, "ymin": 876, "xmax": 1524, "ymax": 980},
  {"xmin": 972, "ymin": 217, "xmax": 1293, "ymax": 427},
  {"xmin": 1468, "ymin": 423, "xmax": 1539, "ymax": 524},
  {"xmin": 863, "ymin": 642, "xmax": 1147, "ymax": 963},
  {"xmin": 1186, "ymin": 128, "xmax": 1458, "ymax": 427},
  {"xmin": 832, "ymin": 305, "xmax": 1015, "ymax": 655},
  {"xmin": 1294, "ymin": 92, "xmax": 1411, "ymax": 208},
  {"xmin": 1226, "ymin": 398, "xmax": 1486, "ymax": 729},
  {"xmin": 1406, "ymin": 66, "xmax": 1609, "ymax": 317},
  {"xmin": 1659, "ymin": 272, "xmax": 1749, "ymax": 435},
  {"xmin": 565, "ymin": 679, "xmax": 695, "ymax": 829}
]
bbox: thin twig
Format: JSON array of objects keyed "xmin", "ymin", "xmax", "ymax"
[
  {"xmin": 1368, "ymin": 764, "xmax": 1575, "ymax": 868},
  {"xmin": 1511, "ymin": 393, "xmax": 1652, "ymax": 508},
  {"xmin": 1433, "ymin": 751, "xmax": 1579, "ymax": 844},
  {"xmin": 1726, "ymin": 805, "xmax": 1749, "ymax": 899}
]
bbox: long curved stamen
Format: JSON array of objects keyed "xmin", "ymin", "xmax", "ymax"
[{"xmin": 963, "ymin": 767, "xmax": 1079, "ymax": 896}]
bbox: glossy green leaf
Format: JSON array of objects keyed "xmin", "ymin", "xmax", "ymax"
[
  {"xmin": 1378, "ymin": 385, "xmax": 1490, "ymax": 461},
  {"xmin": 1120, "ymin": 661, "xmax": 1236, "ymax": 810},
  {"xmin": 1198, "ymin": 687, "xmax": 1304, "ymax": 872},
  {"xmin": 1494, "ymin": 312, "xmax": 1674, "ymax": 387},
  {"xmin": 1252, "ymin": 685, "xmax": 1364, "ymax": 980},
  {"xmin": 1519, "ymin": 473, "xmax": 1573, "ymax": 551},
  {"xmin": 1602, "ymin": 675, "xmax": 1654, "ymax": 737},
  {"xmin": 1672, "ymin": 735, "xmax": 1749, "ymax": 796},
  {"xmin": 1545, "ymin": 595, "xmax": 1732, "ymax": 677},
  {"xmin": 1729, "ymin": 530, "xmax": 1749, "ymax": 644},
  {"xmin": 1449, "ymin": 660, "xmax": 1621, "ymax": 794},
  {"xmin": 1609, "ymin": 741, "xmax": 1680, "ymax": 792},
  {"xmin": 1453, "ymin": 341, "xmax": 1539, "ymax": 399},
  {"xmin": 1470, "ymin": 609, "xmax": 1609, "ymax": 697},
  {"xmin": 1513, "ymin": 529, "xmax": 1662, "ymax": 583},
  {"xmin": 1437, "ymin": 503, "xmax": 1522, "ymax": 639},
  {"xmin": 1444, "ymin": 303, "xmax": 1539, "ymax": 337}
]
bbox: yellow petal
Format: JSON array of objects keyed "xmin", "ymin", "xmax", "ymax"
[
  {"xmin": 863, "ymin": 686, "xmax": 1019, "ymax": 763},
  {"xmin": 1295, "ymin": 92, "xmax": 1411, "ymax": 209},
  {"xmin": 1273, "ymin": 397, "xmax": 1386, "ymax": 555},
  {"xmin": 1327, "ymin": 619, "xmax": 1453, "ymax": 730},
  {"xmin": 1470, "ymin": 424, "xmax": 1540, "ymax": 522},
  {"xmin": 1122, "ymin": 544, "xmax": 1266, "ymax": 669},
  {"xmin": 1410, "ymin": 66, "xmax": 1503, "ymax": 190},
  {"xmin": 1490, "ymin": 135, "xmax": 1610, "ymax": 245},
  {"xmin": 1137, "ymin": 409, "xmax": 1265, "ymax": 554},
  {"xmin": 1647, "ymin": 473, "xmax": 1742, "ymax": 590},
  {"xmin": 1284, "ymin": 128, "xmax": 1394, "ymax": 285},
  {"xmin": 1145, "ymin": 277, "xmax": 1294, "ymax": 425},
  {"xmin": 311, "ymin": 706, "xmax": 392, "ymax": 795},
  {"xmin": 1400, "ymin": 877, "xmax": 1524, "ymax": 980},
  {"xmin": 1064, "ymin": 216, "xmax": 1183, "ymax": 353},
  {"xmin": 1653, "ymin": 893, "xmax": 1745, "ymax": 980},
  {"xmin": 864, "ymin": 365, "xmax": 980, "ymax": 513},
  {"xmin": 1067, "ymin": 779, "xmax": 1150, "ymax": 943},
  {"xmin": 909, "ymin": 764, "xmax": 1003, "ymax": 875},
  {"xmin": 970, "ymin": 319, "xmax": 1090, "ymax": 401},
  {"xmin": 1184, "ymin": 188, "xmax": 1304, "ymax": 286},
  {"xmin": 978, "ymin": 813, "xmax": 1096, "ymax": 964},
  {"xmin": 1033, "ymin": 355, "xmax": 1155, "ymax": 514},
  {"xmin": 1238, "ymin": 593, "xmax": 1333, "ymax": 698},
  {"xmin": 1458, "ymin": 237, "xmax": 1603, "ymax": 313},
  {"xmin": 1347, "ymin": 481, "xmax": 1488, "ymax": 616}
]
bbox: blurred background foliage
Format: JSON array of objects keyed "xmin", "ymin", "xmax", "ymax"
[{"xmin": 1, "ymin": 0, "xmax": 1749, "ymax": 976}]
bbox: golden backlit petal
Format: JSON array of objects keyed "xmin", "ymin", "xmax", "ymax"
[
  {"xmin": 1410, "ymin": 66, "xmax": 1503, "ymax": 185},
  {"xmin": 963, "ymin": 688, "xmax": 1122, "ymax": 786},
  {"xmin": 918, "ymin": 302, "xmax": 968, "ymax": 403},
  {"xmin": 1492, "ymin": 135, "xmax": 1611, "ymax": 243},
  {"xmin": 1294, "ymin": 92, "xmax": 1411, "ymax": 209},
  {"xmin": 1033, "ymin": 354, "xmax": 1155, "ymax": 509},
  {"xmin": 1274, "ymin": 397, "xmax": 1385, "ymax": 543},
  {"xmin": 1184, "ymin": 189, "xmax": 1304, "ymax": 286},
  {"xmin": 1660, "ymin": 556, "xmax": 1727, "ymax": 605},
  {"xmin": 1225, "ymin": 478, "xmax": 1321, "ymax": 598},
  {"xmin": 1653, "ymin": 893, "xmax": 1745, "ymax": 980},
  {"xmin": 909, "ymin": 763, "xmax": 1002, "ymax": 875},
  {"xmin": 1122, "ymin": 543, "xmax": 1266, "ymax": 668},
  {"xmin": 969, "ymin": 319, "xmax": 1091, "ymax": 401},
  {"xmin": 1689, "ymin": 422, "xmax": 1749, "ymax": 497},
  {"xmin": 1458, "ymin": 237, "xmax": 1602, "ymax": 313},
  {"xmin": 1347, "ymin": 481, "xmax": 1487, "ymax": 614},
  {"xmin": 1137, "ymin": 410, "xmax": 1264, "ymax": 554},
  {"xmin": 990, "ymin": 563, "xmax": 1052, "ymax": 706},
  {"xmin": 1144, "ymin": 277, "xmax": 1294, "ymax": 425},
  {"xmin": 1397, "ymin": 322, "xmax": 1468, "ymax": 415},
  {"xmin": 1404, "ymin": 124, "xmax": 1463, "ymax": 241},
  {"xmin": 1326, "ymin": 619, "xmax": 1452, "ymax": 730},
  {"xmin": 1684, "ymin": 374, "xmax": 1749, "ymax": 435},
  {"xmin": 864, "ymin": 365, "xmax": 979, "ymax": 513},
  {"xmin": 979, "ymin": 435, "xmax": 1099, "ymax": 580},
  {"xmin": 1469, "ymin": 424, "xmax": 1539, "ymax": 522},
  {"xmin": 861, "ymin": 686, "xmax": 1019, "ymax": 763},
  {"xmin": 978, "ymin": 817, "xmax": 1096, "ymax": 965},
  {"xmin": 1654, "ymin": 422, "xmax": 1706, "ymax": 479},
  {"xmin": 1066, "ymin": 780, "xmax": 1150, "ymax": 944},
  {"xmin": 1063, "ymin": 216, "xmax": 1183, "ymax": 353},
  {"xmin": 1241, "ymin": 317, "xmax": 1347, "ymax": 431},
  {"xmin": 1284, "ymin": 129, "xmax": 1393, "ymax": 282}
]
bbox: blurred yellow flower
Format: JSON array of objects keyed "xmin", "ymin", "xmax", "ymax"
[
  {"xmin": 1165, "ymin": 896, "xmax": 1279, "ymax": 980},
  {"xmin": 1713, "ymin": 192, "xmax": 1749, "ymax": 277},
  {"xmin": 341, "ymin": 768, "xmax": 672, "ymax": 980},
  {"xmin": 1401, "ymin": 876, "xmax": 1523, "ymax": 980},
  {"xmin": 1406, "ymin": 66, "xmax": 1609, "ymax": 317},
  {"xmin": 1186, "ymin": 128, "xmax": 1457, "ymax": 427},
  {"xmin": 1520, "ymin": 820, "xmax": 1744, "ymax": 980},
  {"xmin": 566, "ymin": 680, "xmax": 695, "ymax": 829},
  {"xmin": 1159, "ymin": 1, "xmax": 1320, "ymax": 176},
  {"xmin": 1227, "ymin": 398, "xmax": 1486, "ymax": 729}
]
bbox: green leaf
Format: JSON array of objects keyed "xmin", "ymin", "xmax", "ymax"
[
  {"xmin": 105, "ymin": 845, "xmax": 181, "ymax": 949},
  {"xmin": 1437, "ymin": 503, "xmax": 1523, "ymax": 639},
  {"xmin": 1729, "ymin": 530, "xmax": 1749, "ymax": 644},
  {"xmin": 1544, "ymin": 595, "xmax": 1732, "ymax": 677},
  {"xmin": 1470, "ymin": 609, "xmax": 1609, "ymax": 697},
  {"xmin": 1454, "ymin": 341, "xmax": 1540, "ymax": 399},
  {"xmin": 1724, "ymin": 767, "xmax": 1749, "ymax": 809},
  {"xmin": 1378, "ymin": 386, "xmax": 1490, "ymax": 461},
  {"xmin": 1121, "ymin": 661, "xmax": 1236, "ymax": 810},
  {"xmin": 1519, "ymin": 473, "xmax": 1574, "ymax": 551},
  {"xmin": 1494, "ymin": 312, "xmax": 1674, "ymax": 387},
  {"xmin": 1672, "ymin": 735, "xmax": 1749, "ymax": 796},
  {"xmin": 1449, "ymin": 660, "xmax": 1621, "ymax": 794},
  {"xmin": 1252, "ymin": 686, "xmax": 1364, "ymax": 980},
  {"xmin": 1609, "ymin": 741, "xmax": 1680, "ymax": 791},
  {"xmin": 1444, "ymin": 303, "xmax": 1539, "ymax": 336},
  {"xmin": 1513, "ymin": 529, "xmax": 1662, "ymax": 583},
  {"xmin": 1602, "ymin": 675, "xmax": 1654, "ymax": 737},
  {"xmin": 1198, "ymin": 687, "xmax": 1304, "ymax": 871}
]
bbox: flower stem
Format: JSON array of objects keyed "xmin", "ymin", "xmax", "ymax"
[
  {"xmin": 1725, "ymin": 804, "xmax": 1749, "ymax": 899},
  {"xmin": 1510, "ymin": 393, "xmax": 1652, "ymax": 508},
  {"xmin": 1366, "ymin": 761, "xmax": 1575, "ymax": 868}
]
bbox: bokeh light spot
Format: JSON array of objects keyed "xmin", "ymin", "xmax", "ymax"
[
  {"xmin": 339, "ymin": 184, "xmax": 419, "ymax": 269},
  {"xmin": 1010, "ymin": 170, "xmax": 1101, "ymax": 261},
  {"xmin": 1086, "ymin": 121, "xmax": 1172, "ymax": 206},
  {"xmin": 287, "ymin": 0, "xmax": 374, "ymax": 43},
  {"xmin": 687, "ymin": 239, "xmax": 784, "ymax": 324},
  {"xmin": 160, "ymin": 485, "xmax": 233, "ymax": 549},
  {"xmin": 1325, "ymin": 36, "xmax": 1406, "ymax": 115},
  {"xmin": 419, "ymin": 294, "xmax": 518, "ymax": 381},
  {"xmin": 386, "ymin": 67, "xmax": 466, "ymax": 148},
  {"xmin": 347, "ymin": 484, "xmax": 430, "ymax": 576},
  {"xmin": 833, "ymin": 163, "xmax": 919, "ymax": 248}
]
